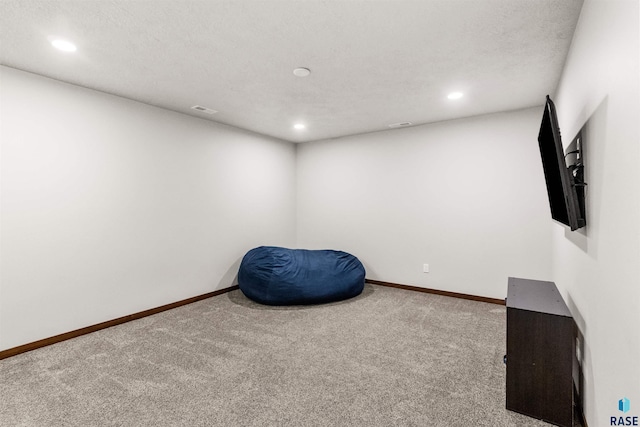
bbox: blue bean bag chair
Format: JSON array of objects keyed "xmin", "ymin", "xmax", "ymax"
[{"xmin": 238, "ymin": 246, "xmax": 366, "ymax": 305}]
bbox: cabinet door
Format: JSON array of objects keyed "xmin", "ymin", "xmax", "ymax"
[{"xmin": 506, "ymin": 307, "xmax": 574, "ymax": 427}]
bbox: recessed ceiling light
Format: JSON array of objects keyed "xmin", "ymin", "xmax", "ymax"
[
  {"xmin": 51, "ymin": 39, "xmax": 77, "ymax": 52},
  {"xmin": 294, "ymin": 123, "xmax": 306, "ymax": 130},
  {"xmin": 388, "ymin": 122, "xmax": 413, "ymax": 128},
  {"xmin": 190, "ymin": 105, "xmax": 218, "ymax": 114},
  {"xmin": 293, "ymin": 68, "xmax": 311, "ymax": 77},
  {"xmin": 447, "ymin": 91, "xmax": 464, "ymax": 100}
]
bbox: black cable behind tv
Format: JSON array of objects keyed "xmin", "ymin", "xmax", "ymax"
[{"xmin": 538, "ymin": 95, "xmax": 586, "ymax": 231}]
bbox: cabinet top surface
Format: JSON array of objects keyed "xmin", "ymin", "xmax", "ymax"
[{"xmin": 506, "ymin": 277, "xmax": 572, "ymax": 317}]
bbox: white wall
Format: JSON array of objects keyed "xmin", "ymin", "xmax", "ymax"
[
  {"xmin": 0, "ymin": 66, "xmax": 296, "ymax": 351},
  {"xmin": 551, "ymin": 0, "xmax": 639, "ymax": 425},
  {"xmin": 297, "ymin": 108, "xmax": 552, "ymax": 299}
]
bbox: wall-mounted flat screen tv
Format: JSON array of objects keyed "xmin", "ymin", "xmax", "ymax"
[{"xmin": 538, "ymin": 95, "xmax": 586, "ymax": 231}]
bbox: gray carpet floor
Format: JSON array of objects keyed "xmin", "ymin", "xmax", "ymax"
[{"xmin": 1, "ymin": 284, "xmax": 564, "ymax": 426}]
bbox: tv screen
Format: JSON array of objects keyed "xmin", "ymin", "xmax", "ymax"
[{"xmin": 537, "ymin": 96, "xmax": 586, "ymax": 231}]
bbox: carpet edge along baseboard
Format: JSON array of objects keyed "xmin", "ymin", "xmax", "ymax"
[
  {"xmin": 0, "ymin": 286, "xmax": 240, "ymax": 361},
  {"xmin": 365, "ymin": 279, "xmax": 506, "ymax": 306},
  {"xmin": 1, "ymin": 280, "xmax": 504, "ymax": 361}
]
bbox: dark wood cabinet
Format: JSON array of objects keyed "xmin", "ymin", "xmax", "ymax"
[{"xmin": 506, "ymin": 277, "xmax": 576, "ymax": 427}]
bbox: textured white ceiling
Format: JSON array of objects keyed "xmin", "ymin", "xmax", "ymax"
[{"xmin": 0, "ymin": 0, "xmax": 583, "ymax": 143}]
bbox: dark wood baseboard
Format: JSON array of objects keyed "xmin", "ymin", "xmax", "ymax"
[
  {"xmin": 1, "ymin": 281, "xmax": 504, "ymax": 360},
  {"xmin": 366, "ymin": 279, "xmax": 505, "ymax": 305},
  {"xmin": 0, "ymin": 285, "xmax": 239, "ymax": 360}
]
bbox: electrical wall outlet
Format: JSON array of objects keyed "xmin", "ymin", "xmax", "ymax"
[{"xmin": 423, "ymin": 264, "xmax": 429, "ymax": 273}]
